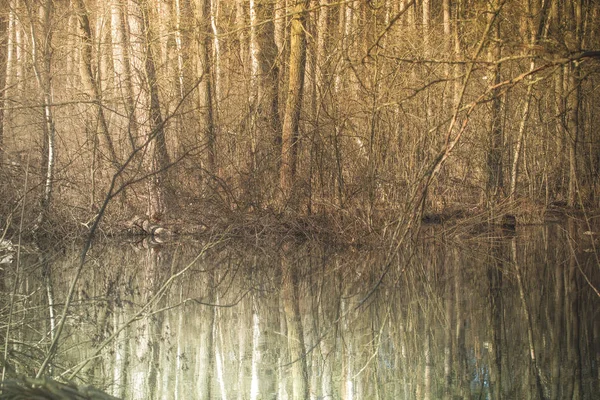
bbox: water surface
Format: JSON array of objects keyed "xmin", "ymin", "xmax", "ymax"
[{"xmin": 2, "ymin": 221, "xmax": 599, "ymax": 399}]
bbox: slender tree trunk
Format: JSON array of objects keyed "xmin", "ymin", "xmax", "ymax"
[
  {"xmin": 29, "ymin": 0, "xmax": 56, "ymax": 230},
  {"xmin": 174, "ymin": 0, "xmax": 186, "ymax": 100},
  {"xmin": 111, "ymin": 0, "xmax": 138, "ymax": 151},
  {"xmin": 211, "ymin": 0, "xmax": 221, "ymax": 105},
  {"xmin": 0, "ymin": 5, "xmax": 7, "ymax": 168},
  {"xmin": 195, "ymin": 0, "xmax": 216, "ymax": 175},
  {"xmin": 280, "ymin": 0, "xmax": 309, "ymax": 204},
  {"xmin": 128, "ymin": 0, "xmax": 170, "ymax": 219},
  {"xmin": 73, "ymin": 0, "xmax": 120, "ymax": 171},
  {"xmin": 486, "ymin": 0, "xmax": 503, "ymax": 202},
  {"xmin": 567, "ymin": 0, "xmax": 583, "ymax": 207},
  {"xmin": 249, "ymin": 0, "xmax": 281, "ymax": 164},
  {"xmin": 512, "ymin": 237, "xmax": 546, "ymax": 399}
]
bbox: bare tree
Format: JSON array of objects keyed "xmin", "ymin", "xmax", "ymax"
[
  {"xmin": 280, "ymin": 0, "xmax": 310, "ymax": 204},
  {"xmin": 194, "ymin": 0, "xmax": 217, "ymax": 175}
]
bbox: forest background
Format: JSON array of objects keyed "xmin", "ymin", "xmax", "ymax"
[{"xmin": 0, "ymin": 0, "xmax": 599, "ymax": 238}]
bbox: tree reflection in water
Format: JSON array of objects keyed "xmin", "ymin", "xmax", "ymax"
[{"xmin": 1, "ymin": 223, "xmax": 599, "ymax": 399}]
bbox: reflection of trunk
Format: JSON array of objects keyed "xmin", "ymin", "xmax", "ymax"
[
  {"xmin": 281, "ymin": 248, "xmax": 309, "ymax": 399},
  {"xmin": 443, "ymin": 271, "xmax": 453, "ymax": 399},
  {"xmin": 550, "ymin": 225, "xmax": 564, "ymax": 400},
  {"xmin": 174, "ymin": 299, "xmax": 184, "ymax": 397},
  {"xmin": 565, "ymin": 220, "xmax": 582, "ymax": 398},
  {"xmin": 423, "ymin": 328, "xmax": 432, "ymax": 400},
  {"xmin": 111, "ymin": 0, "xmax": 138, "ymax": 151},
  {"xmin": 319, "ymin": 272, "xmax": 339, "ymax": 399},
  {"xmin": 278, "ymin": 296, "xmax": 289, "ymax": 399},
  {"xmin": 341, "ymin": 297, "xmax": 353, "ymax": 400},
  {"xmin": 487, "ymin": 244, "xmax": 503, "ymax": 400},
  {"xmin": 238, "ymin": 299, "xmax": 252, "ymax": 400},
  {"xmin": 454, "ymin": 249, "xmax": 469, "ymax": 397},
  {"xmin": 280, "ymin": 1, "xmax": 309, "ymax": 202},
  {"xmin": 113, "ymin": 308, "xmax": 130, "ymax": 399},
  {"xmin": 511, "ymin": 238, "xmax": 545, "ymax": 399},
  {"xmin": 213, "ymin": 299, "xmax": 227, "ymax": 399},
  {"xmin": 254, "ymin": 293, "xmax": 279, "ymax": 399},
  {"xmin": 198, "ymin": 272, "xmax": 215, "ymax": 400}
]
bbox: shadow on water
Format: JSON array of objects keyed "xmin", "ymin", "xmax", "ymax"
[{"xmin": 1, "ymin": 221, "xmax": 599, "ymax": 399}]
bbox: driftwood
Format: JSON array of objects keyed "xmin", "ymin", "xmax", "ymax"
[
  {"xmin": 125, "ymin": 216, "xmax": 170, "ymax": 236},
  {"xmin": 0, "ymin": 377, "xmax": 120, "ymax": 400}
]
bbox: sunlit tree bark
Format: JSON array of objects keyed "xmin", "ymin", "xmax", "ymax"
[
  {"xmin": 128, "ymin": 0, "xmax": 171, "ymax": 219},
  {"xmin": 174, "ymin": 0, "xmax": 186, "ymax": 101},
  {"xmin": 510, "ymin": 0, "xmax": 550, "ymax": 201},
  {"xmin": 210, "ymin": 0, "xmax": 220, "ymax": 105},
  {"xmin": 280, "ymin": 0, "xmax": 309, "ymax": 204},
  {"xmin": 194, "ymin": 0, "xmax": 216, "ymax": 175},
  {"xmin": 0, "ymin": 3, "xmax": 7, "ymax": 167},
  {"xmin": 72, "ymin": 0, "xmax": 119, "ymax": 171},
  {"xmin": 486, "ymin": 0, "xmax": 504, "ymax": 202},
  {"xmin": 28, "ymin": 0, "xmax": 56, "ymax": 230},
  {"xmin": 249, "ymin": 0, "xmax": 281, "ymax": 173}
]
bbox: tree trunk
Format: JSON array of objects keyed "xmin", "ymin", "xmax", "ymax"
[
  {"xmin": 128, "ymin": 0, "xmax": 170, "ymax": 219},
  {"xmin": 249, "ymin": 0, "xmax": 281, "ymax": 171},
  {"xmin": 29, "ymin": 0, "xmax": 56, "ymax": 231},
  {"xmin": 486, "ymin": 0, "xmax": 504, "ymax": 202},
  {"xmin": 0, "ymin": 5, "xmax": 7, "ymax": 168},
  {"xmin": 280, "ymin": 0, "xmax": 309, "ymax": 204},
  {"xmin": 73, "ymin": 0, "xmax": 120, "ymax": 171},
  {"xmin": 111, "ymin": 0, "xmax": 139, "ymax": 152},
  {"xmin": 566, "ymin": 0, "xmax": 583, "ymax": 207},
  {"xmin": 195, "ymin": 0, "xmax": 216, "ymax": 175}
]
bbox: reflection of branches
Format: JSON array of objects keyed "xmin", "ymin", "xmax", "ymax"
[
  {"xmin": 511, "ymin": 238, "xmax": 547, "ymax": 399},
  {"xmin": 64, "ymin": 236, "xmax": 227, "ymax": 380},
  {"xmin": 147, "ymin": 286, "xmax": 255, "ymax": 315},
  {"xmin": 1, "ymin": 156, "xmax": 30, "ymax": 381},
  {"xmin": 35, "ymin": 76, "xmax": 206, "ymax": 378}
]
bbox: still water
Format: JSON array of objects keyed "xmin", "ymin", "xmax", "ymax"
[{"xmin": 1, "ymin": 221, "xmax": 599, "ymax": 399}]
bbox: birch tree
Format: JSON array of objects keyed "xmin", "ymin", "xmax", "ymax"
[
  {"xmin": 194, "ymin": 0, "xmax": 216, "ymax": 175},
  {"xmin": 28, "ymin": 0, "xmax": 56, "ymax": 230}
]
